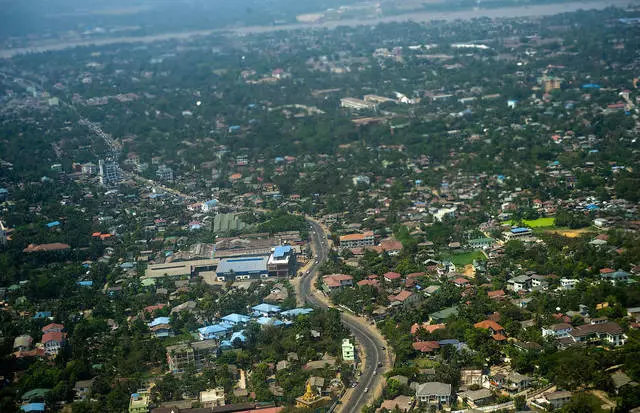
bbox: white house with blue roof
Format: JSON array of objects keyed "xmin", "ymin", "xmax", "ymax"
[
  {"xmin": 198, "ymin": 324, "xmax": 230, "ymax": 340},
  {"xmin": 267, "ymin": 245, "xmax": 296, "ymax": 277},
  {"xmin": 257, "ymin": 317, "xmax": 285, "ymax": 327},
  {"xmin": 221, "ymin": 330, "xmax": 248, "ymax": 349},
  {"xmin": 280, "ymin": 308, "xmax": 313, "ymax": 318},
  {"xmin": 221, "ymin": 313, "xmax": 251, "ymax": 325},
  {"xmin": 252, "ymin": 303, "xmax": 281, "ymax": 317},
  {"xmin": 504, "ymin": 227, "xmax": 533, "ymax": 241}
]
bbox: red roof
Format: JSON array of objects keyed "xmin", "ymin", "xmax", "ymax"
[
  {"xmin": 407, "ymin": 272, "xmax": 426, "ymax": 279},
  {"xmin": 384, "ymin": 272, "xmax": 402, "ymax": 280},
  {"xmin": 412, "ymin": 341, "xmax": 440, "ymax": 353},
  {"xmin": 23, "ymin": 243, "xmax": 70, "ymax": 253},
  {"xmin": 357, "ymin": 279, "xmax": 380, "ymax": 288},
  {"xmin": 411, "ymin": 323, "xmax": 446, "ymax": 335},
  {"xmin": 42, "ymin": 331, "xmax": 67, "ymax": 344},
  {"xmin": 488, "ymin": 290, "xmax": 506, "ymax": 299},
  {"xmin": 474, "ymin": 320, "xmax": 505, "ymax": 332},
  {"xmin": 389, "ymin": 290, "xmax": 413, "ymax": 302},
  {"xmin": 42, "ymin": 323, "xmax": 64, "ymax": 333},
  {"xmin": 599, "ymin": 268, "xmax": 614, "ymax": 274},
  {"xmin": 453, "ymin": 277, "xmax": 470, "ymax": 285}
]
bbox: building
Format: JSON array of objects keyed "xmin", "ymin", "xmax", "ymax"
[
  {"xmin": 267, "ymin": 246, "xmax": 296, "ymax": 277},
  {"xmin": 504, "ymin": 227, "xmax": 533, "ymax": 241},
  {"xmin": 342, "ymin": 339, "xmax": 355, "ymax": 361},
  {"xmin": 340, "ymin": 98, "xmax": 375, "ymax": 110},
  {"xmin": 81, "ymin": 162, "xmax": 98, "ymax": 175},
  {"xmin": 543, "ymin": 391, "xmax": 573, "ymax": 409},
  {"xmin": 568, "ymin": 321, "xmax": 626, "ymax": 346},
  {"xmin": 129, "ymin": 390, "xmax": 150, "ymax": 413},
  {"xmin": 468, "ymin": 237, "xmax": 494, "ymax": 249},
  {"xmin": 13, "ymin": 335, "xmax": 33, "ymax": 352},
  {"xmin": 99, "ymin": 159, "xmax": 120, "ymax": 186},
  {"xmin": 415, "ymin": 382, "xmax": 452, "ymax": 406},
  {"xmin": 144, "ymin": 258, "xmax": 218, "ymax": 279},
  {"xmin": 0, "ymin": 220, "xmax": 7, "ymax": 248},
  {"xmin": 474, "ymin": 320, "xmax": 507, "ymax": 341},
  {"xmin": 200, "ymin": 387, "xmax": 225, "ymax": 408},
  {"xmin": 339, "ymin": 231, "xmax": 375, "ymax": 249},
  {"xmin": 41, "ymin": 323, "xmax": 66, "ymax": 356},
  {"xmin": 457, "ymin": 388, "xmax": 493, "ymax": 407},
  {"xmin": 156, "ymin": 165, "xmax": 174, "ymax": 182},
  {"xmin": 323, "ymin": 274, "xmax": 353, "ymax": 290},
  {"xmin": 542, "ymin": 323, "xmax": 573, "ymax": 338},
  {"xmin": 166, "ymin": 340, "xmax": 218, "ymax": 372},
  {"xmin": 216, "ymin": 257, "xmax": 269, "ymax": 282},
  {"xmin": 507, "ymin": 275, "xmax": 531, "ymax": 292},
  {"xmin": 560, "ymin": 278, "xmax": 578, "ymax": 290}
]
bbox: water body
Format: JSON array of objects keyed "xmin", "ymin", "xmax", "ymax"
[{"xmin": 0, "ymin": 0, "xmax": 636, "ymax": 58}]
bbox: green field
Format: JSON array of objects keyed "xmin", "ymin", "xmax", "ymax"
[
  {"xmin": 441, "ymin": 250, "xmax": 487, "ymax": 266},
  {"xmin": 502, "ymin": 217, "xmax": 555, "ymax": 228}
]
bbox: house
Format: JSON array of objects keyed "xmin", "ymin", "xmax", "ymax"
[
  {"xmin": 342, "ymin": 339, "xmax": 355, "ymax": 361},
  {"xmin": 378, "ymin": 395, "xmax": 413, "ymax": 412},
  {"xmin": 488, "ymin": 289, "xmax": 506, "ymax": 300},
  {"xmin": 543, "ymin": 391, "xmax": 573, "ymax": 409},
  {"xmin": 388, "ymin": 290, "xmax": 418, "ymax": 307},
  {"xmin": 251, "ymin": 303, "xmax": 281, "ymax": 317},
  {"xmin": 129, "ymin": 390, "xmax": 150, "ymax": 413},
  {"xmin": 507, "ymin": 275, "xmax": 531, "ymax": 292},
  {"xmin": 198, "ymin": 324, "xmax": 230, "ymax": 340},
  {"xmin": 429, "ymin": 306, "xmax": 458, "ymax": 323},
  {"xmin": 542, "ymin": 323, "xmax": 573, "ymax": 338},
  {"xmin": 323, "ymin": 274, "xmax": 353, "ymax": 290},
  {"xmin": 216, "ymin": 256, "xmax": 270, "ymax": 282},
  {"xmin": 412, "ymin": 341, "xmax": 440, "ymax": 353},
  {"xmin": 166, "ymin": 340, "xmax": 218, "ymax": 372},
  {"xmin": 267, "ymin": 245, "xmax": 296, "ymax": 277},
  {"xmin": 505, "ymin": 372, "xmax": 531, "ymax": 392},
  {"xmin": 410, "ymin": 323, "xmax": 446, "ymax": 336},
  {"xmin": 414, "ymin": 382, "xmax": 452, "ymax": 405},
  {"xmin": 13, "ymin": 335, "xmax": 33, "ymax": 352},
  {"xmin": 601, "ymin": 270, "xmax": 631, "ymax": 283},
  {"xmin": 74, "ymin": 379, "xmax": 94, "ymax": 401},
  {"xmin": 200, "ymin": 387, "xmax": 225, "ymax": 407},
  {"xmin": 530, "ymin": 275, "xmax": 549, "ymax": 290},
  {"xmin": 458, "ymin": 388, "xmax": 493, "ymax": 407},
  {"xmin": 568, "ymin": 321, "xmax": 626, "ymax": 346},
  {"xmin": 452, "ymin": 277, "xmax": 471, "ymax": 288},
  {"xmin": 383, "ymin": 272, "xmax": 402, "ymax": 282},
  {"xmin": 20, "ymin": 403, "xmax": 45, "ymax": 412},
  {"xmin": 379, "ymin": 239, "xmax": 403, "ymax": 255},
  {"xmin": 559, "ymin": 278, "xmax": 578, "ymax": 290},
  {"xmin": 474, "ymin": 320, "xmax": 507, "ymax": 341},
  {"xmin": 339, "ymin": 231, "xmax": 375, "ymax": 249},
  {"xmin": 610, "ymin": 371, "xmax": 637, "ymax": 394},
  {"xmin": 468, "ymin": 237, "xmax": 494, "ymax": 249},
  {"xmin": 221, "ymin": 313, "xmax": 251, "ymax": 325},
  {"xmin": 460, "ymin": 369, "xmax": 485, "ymax": 387},
  {"xmin": 41, "ymin": 324, "xmax": 67, "ymax": 356},
  {"xmin": 504, "ymin": 227, "xmax": 533, "ymax": 240}
]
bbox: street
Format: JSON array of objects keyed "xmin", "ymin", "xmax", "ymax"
[{"xmin": 299, "ymin": 219, "xmax": 390, "ymax": 413}]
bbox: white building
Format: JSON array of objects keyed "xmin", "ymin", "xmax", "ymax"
[
  {"xmin": 560, "ymin": 278, "xmax": 578, "ymax": 290},
  {"xmin": 340, "ymin": 98, "xmax": 375, "ymax": 110},
  {"xmin": 339, "ymin": 231, "xmax": 375, "ymax": 249},
  {"xmin": 342, "ymin": 339, "xmax": 355, "ymax": 361},
  {"xmin": 200, "ymin": 387, "xmax": 225, "ymax": 408},
  {"xmin": 99, "ymin": 159, "xmax": 120, "ymax": 186}
]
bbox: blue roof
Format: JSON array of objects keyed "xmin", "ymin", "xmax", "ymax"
[
  {"xmin": 585, "ymin": 204, "xmax": 599, "ymax": 211},
  {"xmin": 148, "ymin": 317, "xmax": 171, "ymax": 327},
  {"xmin": 46, "ymin": 221, "xmax": 61, "ymax": 228},
  {"xmin": 252, "ymin": 303, "xmax": 281, "ymax": 313},
  {"xmin": 21, "ymin": 403, "xmax": 45, "ymax": 412},
  {"xmin": 273, "ymin": 245, "xmax": 292, "ymax": 258},
  {"xmin": 204, "ymin": 199, "xmax": 218, "ymax": 206},
  {"xmin": 0, "ymin": 188, "xmax": 8, "ymax": 193},
  {"xmin": 257, "ymin": 317, "xmax": 284, "ymax": 326},
  {"xmin": 221, "ymin": 330, "xmax": 247, "ymax": 347},
  {"xmin": 582, "ymin": 83, "xmax": 601, "ymax": 89},
  {"xmin": 78, "ymin": 280, "xmax": 93, "ymax": 287},
  {"xmin": 33, "ymin": 311, "xmax": 51, "ymax": 319},
  {"xmin": 199, "ymin": 324, "xmax": 230, "ymax": 335},
  {"xmin": 221, "ymin": 313, "xmax": 251, "ymax": 324},
  {"xmin": 511, "ymin": 227, "xmax": 531, "ymax": 234},
  {"xmin": 280, "ymin": 308, "xmax": 313, "ymax": 317}
]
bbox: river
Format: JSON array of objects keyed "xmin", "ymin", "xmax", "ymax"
[{"xmin": 0, "ymin": 0, "xmax": 637, "ymax": 58}]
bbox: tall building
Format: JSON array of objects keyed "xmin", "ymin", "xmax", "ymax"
[
  {"xmin": 0, "ymin": 220, "xmax": 7, "ymax": 248},
  {"xmin": 156, "ymin": 165, "xmax": 174, "ymax": 182},
  {"xmin": 99, "ymin": 159, "xmax": 120, "ymax": 186}
]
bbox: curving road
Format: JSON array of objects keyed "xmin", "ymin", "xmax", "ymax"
[{"xmin": 300, "ymin": 219, "xmax": 390, "ymax": 413}]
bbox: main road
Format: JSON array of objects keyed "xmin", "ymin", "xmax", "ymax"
[{"xmin": 299, "ymin": 219, "xmax": 390, "ymax": 413}]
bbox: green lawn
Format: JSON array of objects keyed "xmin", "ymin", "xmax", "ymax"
[
  {"xmin": 502, "ymin": 217, "xmax": 556, "ymax": 228},
  {"xmin": 441, "ymin": 250, "xmax": 486, "ymax": 266}
]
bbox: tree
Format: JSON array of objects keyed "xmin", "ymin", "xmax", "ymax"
[{"xmin": 514, "ymin": 395, "xmax": 526, "ymax": 410}]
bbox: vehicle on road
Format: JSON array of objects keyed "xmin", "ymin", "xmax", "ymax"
[
  {"xmin": 377, "ymin": 362, "xmax": 383, "ymax": 368},
  {"xmin": 364, "ymin": 387, "xmax": 369, "ymax": 393}
]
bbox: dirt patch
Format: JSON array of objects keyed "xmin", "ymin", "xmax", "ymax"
[{"xmin": 544, "ymin": 228, "xmax": 593, "ymax": 238}]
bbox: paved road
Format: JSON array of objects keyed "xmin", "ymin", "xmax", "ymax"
[{"xmin": 300, "ymin": 219, "xmax": 389, "ymax": 413}]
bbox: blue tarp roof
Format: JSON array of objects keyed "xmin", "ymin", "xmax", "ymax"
[
  {"xmin": 252, "ymin": 303, "xmax": 281, "ymax": 313},
  {"xmin": 280, "ymin": 308, "xmax": 313, "ymax": 317},
  {"xmin": 78, "ymin": 280, "xmax": 93, "ymax": 287},
  {"xmin": 257, "ymin": 317, "xmax": 284, "ymax": 326},
  {"xmin": 148, "ymin": 317, "xmax": 171, "ymax": 327},
  {"xmin": 33, "ymin": 311, "xmax": 51, "ymax": 319},
  {"xmin": 511, "ymin": 227, "xmax": 530, "ymax": 234},
  {"xmin": 46, "ymin": 221, "xmax": 61, "ymax": 228},
  {"xmin": 273, "ymin": 245, "xmax": 292, "ymax": 258},
  {"xmin": 585, "ymin": 204, "xmax": 599, "ymax": 211},
  {"xmin": 21, "ymin": 403, "xmax": 45, "ymax": 412},
  {"xmin": 221, "ymin": 313, "xmax": 251, "ymax": 324},
  {"xmin": 198, "ymin": 324, "xmax": 229, "ymax": 335}
]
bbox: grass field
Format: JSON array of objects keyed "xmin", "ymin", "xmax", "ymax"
[
  {"xmin": 502, "ymin": 217, "xmax": 556, "ymax": 228},
  {"xmin": 441, "ymin": 250, "xmax": 486, "ymax": 266}
]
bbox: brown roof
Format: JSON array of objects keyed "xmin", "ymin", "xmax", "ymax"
[
  {"xmin": 411, "ymin": 323, "xmax": 446, "ymax": 335},
  {"xmin": 23, "ymin": 243, "xmax": 70, "ymax": 253},
  {"xmin": 570, "ymin": 322, "xmax": 623, "ymax": 337},
  {"xmin": 389, "ymin": 290, "xmax": 413, "ymax": 302},
  {"xmin": 412, "ymin": 341, "xmax": 440, "ymax": 353},
  {"xmin": 339, "ymin": 231, "xmax": 374, "ymax": 242},
  {"xmin": 474, "ymin": 320, "xmax": 505, "ymax": 332}
]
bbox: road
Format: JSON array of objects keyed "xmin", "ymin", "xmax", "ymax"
[{"xmin": 299, "ymin": 219, "xmax": 390, "ymax": 413}]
